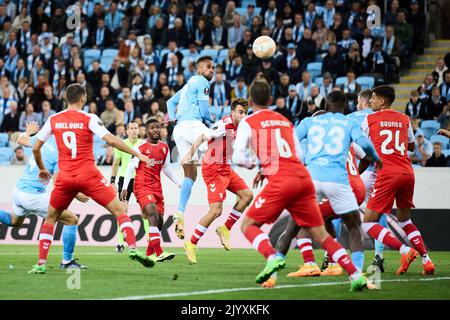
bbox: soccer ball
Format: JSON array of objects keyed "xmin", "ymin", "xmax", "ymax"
[{"xmin": 252, "ymin": 36, "xmax": 276, "ymax": 60}]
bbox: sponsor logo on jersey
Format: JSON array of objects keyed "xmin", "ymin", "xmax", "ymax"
[
  {"xmin": 204, "ymin": 87, "xmax": 209, "ymax": 95},
  {"xmin": 255, "ymin": 197, "xmax": 266, "ymax": 209}
]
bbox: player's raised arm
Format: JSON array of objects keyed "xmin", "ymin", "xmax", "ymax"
[
  {"xmin": 17, "ymin": 121, "xmax": 40, "ymax": 147},
  {"xmin": 167, "ymin": 89, "xmax": 181, "ymax": 121},
  {"xmin": 33, "ymin": 116, "xmax": 53, "ymax": 183},
  {"xmin": 162, "ymin": 150, "xmax": 182, "ymax": 187}
]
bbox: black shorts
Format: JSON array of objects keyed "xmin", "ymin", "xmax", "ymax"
[{"xmin": 118, "ymin": 177, "xmax": 134, "ymax": 201}]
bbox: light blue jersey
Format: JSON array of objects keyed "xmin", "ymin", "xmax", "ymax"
[
  {"xmin": 296, "ymin": 113, "xmax": 364, "ymax": 185},
  {"xmin": 16, "ymin": 136, "xmax": 58, "ymax": 194},
  {"xmin": 346, "ymin": 108, "xmax": 373, "ymax": 127},
  {"xmin": 170, "ymin": 75, "xmax": 210, "ymax": 123}
]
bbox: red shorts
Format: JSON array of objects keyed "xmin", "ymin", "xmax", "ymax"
[
  {"xmin": 367, "ymin": 173, "xmax": 415, "ymax": 214},
  {"xmin": 320, "ymin": 175, "xmax": 366, "ymax": 219},
  {"xmin": 202, "ymin": 169, "xmax": 249, "ymax": 204},
  {"xmin": 246, "ymin": 175, "xmax": 323, "ymax": 227},
  {"xmin": 50, "ymin": 169, "xmax": 116, "ymax": 210},
  {"xmin": 134, "ymin": 189, "xmax": 165, "ymax": 215}
]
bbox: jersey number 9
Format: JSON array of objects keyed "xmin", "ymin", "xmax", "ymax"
[{"xmin": 62, "ymin": 131, "xmax": 77, "ymax": 159}]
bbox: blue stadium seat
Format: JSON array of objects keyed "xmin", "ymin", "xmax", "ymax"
[
  {"xmin": 314, "ymin": 77, "xmax": 323, "ymax": 86},
  {"xmin": 83, "ymin": 48, "xmax": 101, "ymax": 69},
  {"xmin": 335, "ymin": 76, "xmax": 347, "ymax": 86},
  {"xmin": 0, "ymin": 147, "xmax": 13, "ymax": 162},
  {"xmin": 306, "ymin": 62, "xmax": 322, "ymax": 81},
  {"xmin": 430, "ymin": 135, "xmax": 449, "ymax": 150},
  {"xmin": 200, "ymin": 49, "xmax": 219, "ymax": 60},
  {"xmin": 181, "ymin": 48, "xmax": 191, "ymax": 57},
  {"xmin": 102, "ymin": 49, "xmax": 119, "ymax": 59},
  {"xmin": 0, "ymin": 133, "xmax": 9, "ymax": 147},
  {"xmin": 241, "ymin": 0, "xmax": 256, "ymax": 7},
  {"xmin": 100, "ymin": 56, "xmax": 115, "ymax": 70},
  {"xmin": 356, "ymin": 76, "xmax": 375, "ymax": 90},
  {"xmin": 235, "ymin": 7, "xmax": 247, "ymax": 16},
  {"xmin": 420, "ymin": 120, "xmax": 440, "ymax": 139}
]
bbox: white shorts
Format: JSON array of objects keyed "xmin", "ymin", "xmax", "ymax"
[
  {"xmin": 173, "ymin": 120, "xmax": 211, "ymax": 161},
  {"xmin": 13, "ymin": 188, "xmax": 49, "ymax": 219},
  {"xmin": 313, "ymin": 180, "xmax": 358, "ymax": 215},
  {"xmin": 360, "ymin": 169, "xmax": 377, "ymax": 202}
]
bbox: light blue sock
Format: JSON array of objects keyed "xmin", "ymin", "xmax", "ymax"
[
  {"xmin": 332, "ymin": 218, "xmax": 342, "ymax": 239},
  {"xmin": 375, "ymin": 214, "xmax": 387, "ymax": 257},
  {"xmin": 351, "ymin": 251, "xmax": 365, "ymax": 272},
  {"xmin": 0, "ymin": 210, "xmax": 12, "ymax": 226},
  {"xmin": 178, "ymin": 178, "xmax": 194, "ymax": 213},
  {"xmin": 62, "ymin": 225, "xmax": 78, "ymax": 262}
]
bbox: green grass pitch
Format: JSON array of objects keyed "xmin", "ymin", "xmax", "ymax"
[{"xmin": 1, "ymin": 244, "xmax": 450, "ymax": 300}]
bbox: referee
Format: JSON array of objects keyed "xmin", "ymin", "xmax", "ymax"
[{"xmin": 110, "ymin": 121, "xmax": 142, "ymax": 253}]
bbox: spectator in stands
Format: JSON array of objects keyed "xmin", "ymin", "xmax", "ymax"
[
  {"xmin": 365, "ymin": 39, "xmax": 389, "ymax": 82},
  {"xmin": 19, "ymin": 103, "xmax": 39, "ymax": 132},
  {"xmin": 291, "ymin": 13, "xmax": 305, "ymax": 46},
  {"xmin": 360, "ymin": 27, "xmax": 373, "ymax": 59},
  {"xmin": 165, "ymin": 55, "xmax": 183, "ymax": 88},
  {"xmin": 264, "ymin": 0, "xmax": 277, "ymax": 30},
  {"xmin": 184, "ymin": 61, "xmax": 196, "ymax": 82},
  {"xmin": 242, "ymin": 44, "xmax": 258, "ymax": 83},
  {"xmin": 49, "ymin": 7, "xmax": 68, "ymax": 38},
  {"xmin": 274, "ymin": 96, "xmax": 293, "ymax": 123},
  {"xmin": 409, "ymin": 130, "xmax": 433, "ymax": 167},
  {"xmin": 338, "ymin": 28, "xmax": 356, "ymax": 55},
  {"xmin": 426, "ymin": 142, "xmax": 448, "ymax": 167},
  {"xmin": 296, "ymin": 71, "xmax": 314, "ymax": 102},
  {"xmin": 97, "ymin": 146, "xmax": 115, "ymax": 166},
  {"xmin": 340, "ymin": 69, "xmax": 361, "ymax": 112},
  {"xmin": 210, "ymin": 15, "xmax": 227, "ymax": 50},
  {"xmin": 384, "ymin": 0, "xmax": 400, "ymax": 26},
  {"xmin": 210, "ymin": 71, "xmax": 231, "ymax": 107},
  {"xmin": 257, "ymin": 59, "xmax": 279, "ymax": 86},
  {"xmin": 432, "ymin": 58, "xmax": 448, "ymax": 86},
  {"xmin": 88, "ymin": 102, "xmax": 97, "ymax": 115},
  {"xmin": 345, "ymin": 42, "xmax": 364, "ymax": 77},
  {"xmin": 272, "ymin": 16, "xmax": 285, "ymax": 44},
  {"xmin": 101, "ymin": 98, "xmax": 120, "ymax": 133},
  {"xmin": 274, "ymin": 73, "xmax": 290, "ymax": 100},
  {"xmin": 319, "ymin": 72, "xmax": 334, "ymax": 98},
  {"xmin": 439, "ymin": 71, "xmax": 450, "ymax": 102},
  {"xmin": 418, "ymin": 73, "xmax": 435, "ymax": 100},
  {"xmin": 382, "ymin": 24, "xmax": 401, "ymax": 61},
  {"xmin": 307, "ymin": 85, "xmax": 325, "ymax": 110},
  {"xmin": 227, "ymin": 14, "xmax": 245, "ymax": 49},
  {"xmin": 281, "ymin": 28, "xmax": 295, "ymax": 50},
  {"xmin": 142, "ymin": 101, "xmax": 160, "ymax": 124},
  {"xmin": 0, "ymin": 86, "xmax": 16, "ymax": 125},
  {"xmin": 38, "ymin": 100, "xmax": 56, "ymax": 127},
  {"xmin": 437, "ymin": 101, "xmax": 450, "ymax": 129},
  {"xmin": 138, "ymin": 123, "xmax": 146, "ymax": 139},
  {"xmin": 405, "ymin": 90, "xmax": 423, "ymax": 119},
  {"xmin": 394, "ymin": 10, "xmax": 413, "ymax": 64},
  {"xmin": 0, "ymin": 100, "xmax": 19, "ymax": 133},
  {"xmin": 10, "ymin": 146, "xmax": 28, "ymax": 165},
  {"xmin": 286, "ymin": 84, "xmax": 306, "ymax": 124},
  {"xmin": 408, "ymin": 0, "xmax": 426, "ymax": 54},
  {"xmin": 105, "ymin": 1, "xmax": 124, "ymax": 37},
  {"xmin": 323, "ymin": 0, "xmax": 336, "ymax": 29},
  {"xmin": 123, "ymin": 100, "xmax": 141, "ymax": 126},
  {"xmin": 76, "ymin": 72, "xmax": 94, "ymax": 103},
  {"xmin": 312, "ymin": 18, "xmax": 328, "ymax": 52},
  {"xmin": 89, "ymin": 18, "xmax": 114, "ymax": 49},
  {"xmin": 322, "ymin": 43, "xmax": 344, "ymax": 80},
  {"xmin": 330, "ymin": 12, "xmax": 345, "ymax": 42},
  {"xmin": 151, "ymin": 17, "xmax": 169, "ymax": 49},
  {"xmin": 168, "ymin": 18, "xmax": 188, "ymax": 48},
  {"xmin": 116, "ymin": 123, "xmax": 126, "ymax": 139},
  {"xmin": 87, "ymin": 61, "xmax": 104, "ymax": 97},
  {"xmin": 421, "ymin": 86, "xmax": 445, "ymax": 120},
  {"xmin": 223, "ymin": 1, "xmax": 237, "ymax": 29},
  {"xmin": 226, "ymin": 56, "xmax": 246, "ymax": 84},
  {"xmin": 287, "ymin": 58, "xmax": 302, "ymax": 85},
  {"xmin": 231, "ymin": 77, "xmax": 248, "ymax": 99},
  {"xmin": 297, "ymin": 28, "xmax": 316, "ymax": 71},
  {"xmin": 236, "ymin": 29, "xmax": 252, "ymax": 57}
]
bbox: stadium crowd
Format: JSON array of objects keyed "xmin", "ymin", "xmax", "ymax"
[{"xmin": 0, "ymin": 0, "xmax": 448, "ymax": 166}]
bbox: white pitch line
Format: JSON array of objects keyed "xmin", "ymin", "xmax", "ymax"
[{"xmin": 111, "ymin": 276, "xmax": 450, "ymax": 300}]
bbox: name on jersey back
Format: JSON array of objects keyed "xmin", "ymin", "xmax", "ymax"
[
  {"xmin": 379, "ymin": 121, "xmax": 403, "ymax": 128},
  {"xmin": 260, "ymin": 120, "xmax": 291, "ymax": 128},
  {"xmin": 54, "ymin": 122, "xmax": 85, "ymax": 129}
]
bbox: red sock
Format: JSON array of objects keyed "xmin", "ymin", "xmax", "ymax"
[
  {"xmin": 191, "ymin": 224, "xmax": 207, "ymax": 245},
  {"xmin": 38, "ymin": 223, "xmax": 54, "ymax": 265},
  {"xmin": 149, "ymin": 226, "xmax": 163, "ymax": 256},
  {"xmin": 224, "ymin": 209, "xmax": 242, "ymax": 230},
  {"xmin": 296, "ymin": 237, "xmax": 316, "ymax": 263},
  {"xmin": 244, "ymin": 225, "xmax": 276, "ymax": 259},
  {"xmin": 363, "ymin": 222, "xmax": 404, "ymax": 251},
  {"xmin": 117, "ymin": 214, "xmax": 136, "ymax": 248},
  {"xmin": 146, "ymin": 242, "xmax": 155, "ymax": 256},
  {"xmin": 321, "ymin": 237, "xmax": 358, "ymax": 276},
  {"xmin": 399, "ymin": 220, "xmax": 427, "ymax": 256}
]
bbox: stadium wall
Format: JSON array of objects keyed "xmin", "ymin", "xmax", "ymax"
[{"xmin": 1, "ymin": 166, "xmax": 449, "ymax": 249}]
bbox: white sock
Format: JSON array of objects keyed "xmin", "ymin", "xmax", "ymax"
[
  {"xmin": 421, "ymin": 254, "xmax": 430, "ymax": 264},
  {"xmin": 305, "ymin": 261, "xmax": 317, "ymax": 266},
  {"xmin": 268, "ymin": 254, "xmax": 277, "ymax": 261},
  {"xmin": 61, "ymin": 259, "xmax": 71, "ymax": 265}
]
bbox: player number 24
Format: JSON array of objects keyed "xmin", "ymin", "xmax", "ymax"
[
  {"xmin": 380, "ymin": 129, "xmax": 405, "ymax": 155},
  {"xmin": 62, "ymin": 131, "xmax": 77, "ymax": 159}
]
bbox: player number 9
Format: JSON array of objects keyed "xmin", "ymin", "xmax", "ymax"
[{"xmin": 62, "ymin": 131, "xmax": 77, "ymax": 159}]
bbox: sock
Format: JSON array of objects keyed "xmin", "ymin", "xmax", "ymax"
[
  {"xmin": 61, "ymin": 225, "xmax": 77, "ymax": 264},
  {"xmin": 38, "ymin": 223, "xmax": 55, "ymax": 265},
  {"xmin": 363, "ymin": 222, "xmax": 409, "ymax": 253},
  {"xmin": 190, "ymin": 224, "xmax": 207, "ymax": 245},
  {"xmin": 244, "ymin": 225, "xmax": 276, "ymax": 259},
  {"xmin": 224, "ymin": 209, "xmax": 242, "ymax": 230},
  {"xmin": 117, "ymin": 214, "xmax": 136, "ymax": 248},
  {"xmin": 321, "ymin": 236, "xmax": 358, "ymax": 277},
  {"xmin": 332, "ymin": 218, "xmax": 342, "ymax": 239},
  {"xmin": 374, "ymin": 214, "xmax": 387, "ymax": 257},
  {"xmin": 296, "ymin": 238, "xmax": 316, "ymax": 264},
  {"xmin": 398, "ymin": 219, "xmax": 427, "ymax": 256},
  {"xmin": 0, "ymin": 210, "xmax": 12, "ymax": 226},
  {"xmin": 178, "ymin": 178, "xmax": 194, "ymax": 213},
  {"xmin": 351, "ymin": 251, "xmax": 365, "ymax": 272},
  {"xmin": 146, "ymin": 241, "xmax": 155, "ymax": 256},
  {"xmin": 117, "ymin": 223, "xmax": 124, "ymax": 246},
  {"xmin": 422, "ymin": 254, "xmax": 431, "ymax": 264},
  {"xmin": 149, "ymin": 226, "xmax": 163, "ymax": 256},
  {"xmin": 143, "ymin": 218, "xmax": 150, "ymax": 235}
]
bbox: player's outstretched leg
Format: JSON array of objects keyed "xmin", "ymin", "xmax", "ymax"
[
  {"xmin": 58, "ymin": 210, "xmax": 87, "ymax": 269},
  {"xmin": 321, "ymin": 218, "xmax": 343, "ymax": 276},
  {"xmin": 341, "ymin": 212, "xmax": 365, "ymax": 272},
  {"xmin": 241, "ymin": 217, "xmax": 286, "ymax": 284},
  {"xmin": 309, "ymin": 225, "xmax": 378, "ymax": 291},
  {"xmin": 174, "ymin": 163, "xmax": 197, "ymax": 240},
  {"xmin": 396, "ymin": 208, "xmax": 434, "ymax": 275},
  {"xmin": 372, "ymin": 214, "xmax": 387, "ymax": 272},
  {"xmin": 363, "ymin": 209, "xmax": 418, "ymax": 275},
  {"xmin": 287, "ymin": 229, "xmax": 321, "ymax": 277},
  {"xmin": 116, "ymin": 223, "xmax": 125, "ymax": 253}
]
